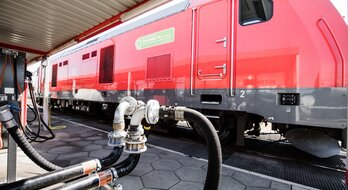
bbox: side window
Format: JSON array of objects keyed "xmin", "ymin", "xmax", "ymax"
[{"xmin": 239, "ymin": 0, "xmax": 273, "ymax": 26}]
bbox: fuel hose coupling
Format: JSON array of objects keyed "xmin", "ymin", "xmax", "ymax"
[
  {"xmin": 108, "ymin": 96, "xmax": 137, "ymax": 147},
  {"xmin": 0, "ymin": 104, "xmax": 18, "ymax": 129},
  {"xmin": 145, "ymin": 100, "xmax": 186, "ymax": 124}
]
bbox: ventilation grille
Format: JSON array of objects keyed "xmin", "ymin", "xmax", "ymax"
[
  {"xmin": 147, "ymin": 54, "xmax": 171, "ymax": 80},
  {"xmin": 51, "ymin": 64, "xmax": 58, "ymax": 87},
  {"xmin": 99, "ymin": 45, "xmax": 114, "ymax": 83}
]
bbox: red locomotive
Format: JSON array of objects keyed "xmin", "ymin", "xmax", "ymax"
[{"xmin": 33, "ymin": 0, "xmax": 348, "ymax": 157}]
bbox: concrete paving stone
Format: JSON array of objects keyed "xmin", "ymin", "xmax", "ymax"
[
  {"xmin": 37, "ymin": 141, "xmax": 67, "ymax": 148},
  {"xmin": 138, "ymin": 153, "xmax": 159, "ymax": 163},
  {"xmin": 16, "ymin": 162, "xmax": 47, "ymax": 178},
  {"xmin": 177, "ymin": 156, "xmax": 206, "ymax": 168},
  {"xmin": 85, "ymin": 136, "xmax": 104, "ymax": 141},
  {"xmin": 40, "ymin": 152, "xmax": 59, "ymax": 161},
  {"xmin": 35, "ymin": 147, "xmax": 55, "ymax": 154},
  {"xmin": 130, "ymin": 162, "xmax": 154, "ymax": 177},
  {"xmin": 94, "ymin": 139, "xmax": 108, "ymax": 145},
  {"xmin": 219, "ymin": 176, "xmax": 246, "ymax": 190},
  {"xmin": 270, "ymin": 181, "xmax": 291, "ymax": 190},
  {"xmin": 117, "ymin": 154, "xmax": 130, "ymax": 163},
  {"xmin": 144, "ymin": 147, "xmax": 160, "ymax": 154},
  {"xmin": 69, "ymin": 141, "xmax": 93, "ymax": 147},
  {"xmin": 115, "ymin": 175, "xmax": 144, "ymax": 190},
  {"xmin": 57, "ymin": 152, "xmax": 89, "ymax": 160},
  {"xmin": 156, "ymin": 151, "xmax": 185, "ymax": 160},
  {"xmin": 50, "ymin": 159, "xmax": 70, "ymax": 167},
  {"xmin": 291, "ymin": 186, "xmax": 311, "ymax": 190},
  {"xmin": 89, "ymin": 149, "xmax": 113, "ymax": 158},
  {"xmin": 169, "ymin": 181, "xmax": 204, "ymax": 190},
  {"xmin": 60, "ymin": 137, "xmax": 83, "ymax": 142},
  {"xmin": 233, "ymin": 172, "xmax": 271, "ymax": 188},
  {"xmin": 69, "ymin": 156, "xmax": 95, "ymax": 165},
  {"xmin": 80, "ymin": 133, "xmax": 98, "ymax": 138},
  {"xmin": 151, "ymin": 159, "xmax": 182, "ymax": 171},
  {"xmin": 47, "ymin": 146, "xmax": 76, "ymax": 154},
  {"xmin": 246, "ymin": 187, "xmax": 272, "ymax": 190},
  {"xmin": 175, "ymin": 167, "xmax": 205, "ymax": 182},
  {"xmin": 82, "ymin": 144, "xmax": 103, "ymax": 151},
  {"xmin": 103, "ymin": 145, "xmax": 114, "ymax": 150},
  {"xmin": 141, "ymin": 188, "xmax": 161, "ymax": 190},
  {"xmin": 141, "ymin": 170, "xmax": 180, "ymax": 189},
  {"xmin": 201, "ymin": 164, "xmax": 235, "ymax": 177}
]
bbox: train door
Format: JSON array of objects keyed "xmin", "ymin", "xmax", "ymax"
[{"xmin": 195, "ymin": 0, "xmax": 231, "ymax": 90}]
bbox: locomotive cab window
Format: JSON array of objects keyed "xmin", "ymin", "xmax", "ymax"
[{"xmin": 239, "ymin": 0, "xmax": 273, "ymax": 26}]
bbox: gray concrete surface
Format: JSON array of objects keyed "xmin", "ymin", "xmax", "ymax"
[{"xmin": 0, "ymin": 116, "xmax": 316, "ymax": 190}]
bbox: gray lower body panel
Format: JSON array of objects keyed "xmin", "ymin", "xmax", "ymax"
[{"xmin": 49, "ymin": 87, "xmax": 347, "ymax": 129}]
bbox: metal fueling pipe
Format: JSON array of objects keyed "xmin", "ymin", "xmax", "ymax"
[
  {"xmin": 108, "ymin": 96, "xmax": 137, "ymax": 147},
  {"xmin": 124, "ymin": 101, "xmax": 147, "ymax": 154}
]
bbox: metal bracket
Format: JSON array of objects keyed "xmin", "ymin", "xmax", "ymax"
[
  {"xmin": 215, "ymin": 37, "xmax": 227, "ymax": 48},
  {"xmin": 198, "ymin": 63, "xmax": 226, "ymax": 78}
]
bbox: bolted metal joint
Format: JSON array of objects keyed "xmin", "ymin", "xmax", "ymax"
[
  {"xmin": 174, "ymin": 106, "xmax": 186, "ymax": 121},
  {"xmin": 124, "ymin": 135, "xmax": 147, "ymax": 154},
  {"xmin": 158, "ymin": 106, "xmax": 176, "ymax": 121},
  {"xmin": 124, "ymin": 123, "xmax": 147, "ymax": 154},
  {"xmin": 107, "ymin": 130, "xmax": 127, "ymax": 147}
]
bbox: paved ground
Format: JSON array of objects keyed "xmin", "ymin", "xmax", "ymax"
[{"xmin": 0, "ymin": 114, "xmax": 316, "ymax": 189}]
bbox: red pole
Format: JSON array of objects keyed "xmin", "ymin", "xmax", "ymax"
[
  {"xmin": 20, "ymin": 82, "xmax": 28, "ymax": 128},
  {"xmin": 346, "ymin": 87, "xmax": 348, "ymax": 187}
]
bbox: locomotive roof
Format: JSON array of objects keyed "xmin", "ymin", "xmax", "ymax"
[{"xmin": 50, "ymin": 0, "xmax": 190, "ymax": 61}]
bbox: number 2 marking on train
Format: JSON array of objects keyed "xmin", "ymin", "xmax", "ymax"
[{"xmin": 240, "ymin": 90, "xmax": 245, "ymax": 98}]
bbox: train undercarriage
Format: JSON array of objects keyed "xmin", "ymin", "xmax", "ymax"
[{"xmin": 38, "ymin": 97, "xmax": 345, "ymax": 158}]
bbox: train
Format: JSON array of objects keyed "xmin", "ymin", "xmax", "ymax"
[{"xmin": 30, "ymin": 0, "xmax": 348, "ymax": 157}]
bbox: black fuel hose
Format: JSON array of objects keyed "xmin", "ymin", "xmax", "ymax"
[
  {"xmin": 27, "ymin": 104, "xmax": 37, "ymax": 123},
  {"xmin": 0, "ymin": 160, "xmax": 97, "ymax": 190},
  {"xmin": 56, "ymin": 172, "xmax": 103, "ymax": 190},
  {"xmin": 56, "ymin": 154, "xmax": 140, "ymax": 190},
  {"xmin": 0, "ymin": 147, "xmax": 123, "ymax": 190},
  {"xmin": 7, "ymin": 125, "xmax": 61, "ymax": 171},
  {"xmin": 183, "ymin": 108, "xmax": 222, "ymax": 190},
  {"xmin": 23, "ymin": 82, "xmax": 55, "ymax": 142},
  {"xmin": 159, "ymin": 107, "xmax": 222, "ymax": 190},
  {"xmin": 113, "ymin": 154, "xmax": 140, "ymax": 177},
  {"xmin": 100, "ymin": 147, "xmax": 123, "ymax": 168}
]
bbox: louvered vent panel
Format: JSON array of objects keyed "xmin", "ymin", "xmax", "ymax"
[
  {"xmin": 99, "ymin": 45, "xmax": 114, "ymax": 83},
  {"xmin": 51, "ymin": 64, "xmax": 58, "ymax": 87}
]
